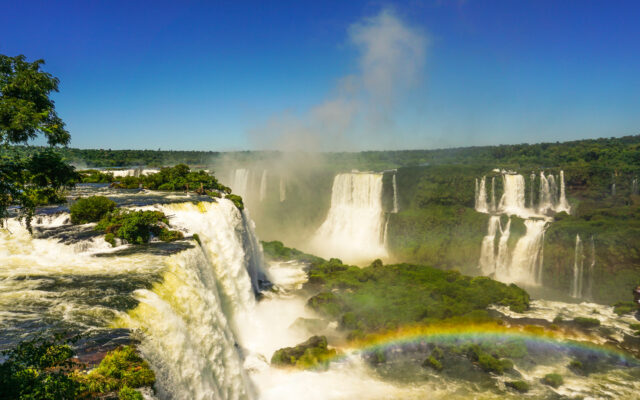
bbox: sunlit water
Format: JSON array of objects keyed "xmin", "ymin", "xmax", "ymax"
[{"xmin": 1, "ymin": 185, "xmax": 638, "ymax": 399}]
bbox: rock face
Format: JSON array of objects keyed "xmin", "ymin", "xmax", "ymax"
[{"xmin": 270, "ymin": 336, "xmax": 336, "ymax": 369}]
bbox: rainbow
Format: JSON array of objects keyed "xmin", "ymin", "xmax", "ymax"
[{"xmin": 331, "ymin": 322, "xmax": 638, "ymax": 364}]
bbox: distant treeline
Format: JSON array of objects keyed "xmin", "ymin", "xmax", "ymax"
[{"xmin": 2, "ymin": 134, "xmax": 639, "ymax": 170}]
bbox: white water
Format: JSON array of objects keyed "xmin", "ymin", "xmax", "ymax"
[
  {"xmin": 507, "ymin": 219, "xmax": 546, "ymax": 285},
  {"xmin": 231, "ymin": 169, "xmax": 251, "ymax": 199},
  {"xmin": 633, "ymin": 178, "xmax": 638, "ymax": 195},
  {"xmin": 279, "ymin": 177, "xmax": 286, "ymax": 202},
  {"xmin": 478, "ymin": 216, "xmax": 500, "ymax": 275},
  {"xmin": 490, "ymin": 176, "xmax": 496, "ymax": 212},
  {"xmin": 310, "ymin": 173, "xmax": 387, "ymax": 263},
  {"xmin": 498, "ymin": 174, "xmax": 527, "ymax": 216},
  {"xmin": 571, "ymin": 235, "xmax": 585, "ymax": 299},
  {"xmin": 259, "ymin": 170, "xmax": 268, "ymax": 202},
  {"xmin": 557, "ymin": 170, "xmax": 570, "ymax": 212},
  {"xmin": 392, "ymin": 174, "xmax": 399, "ymax": 213},
  {"xmin": 474, "ymin": 177, "xmax": 488, "ymax": 213}
]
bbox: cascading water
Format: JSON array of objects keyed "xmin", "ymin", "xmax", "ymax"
[
  {"xmin": 539, "ymin": 172, "xmax": 552, "ymax": 214},
  {"xmin": 478, "ymin": 216, "xmax": 500, "ymax": 275},
  {"xmin": 116, "ymin": 246, "xmax": 256, "ymax": 400},
  {"xmin": 507, "ymin": 219, "xmax": 546, "ymax": 285},
  {"xmin": 259, "ymin": 170, "xmax": 267, "ymax": 202},
  {"xmin": 498, "ymin": 174, "xmax": 527, "ymax": 216},
  {"xmin": 309, "ymin": 172, "xmax": 387, "ymax": 263},
  {"xmin": 474, "ymin": 176, "xmax": 488, "ymax": 213},
  {"xmin": 556, "ymin": 170, "xmax": 570, "ymax": 212},
  {"xmin": 495, "ymin": 218, "xmax": 511, "ymax": 279},
  {"xmin": 490, "ymin": 177, "xmax": 496, "ymax": 212},
  {"xmin": 586, "ymin": 236, "xmax": 596, "ymax": 300},
  {"xmin": 231, "ymin": 169, "xmax": 251, "ymax": 199},
  {"xmin": 279, "ymin": 177, "xmax": 286, "ymax": 202},
  {"xmin": 571, "ymin": 234, "xmax": 585, "ymax": 299},
  {"xmin": 392, "ymin": 173, "xmax": 399, "ymax": 213},
  {"xmin": 633, "ymin": 178, "xmax": 639, "ymax": 195},
  {"xmin": 529, "ymin": 173, "xmax": 535, "ymax": 209}
]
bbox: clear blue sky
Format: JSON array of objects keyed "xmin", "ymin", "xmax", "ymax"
[{"xmin": 1, "ymin": 0, "xmax": 639, "ymax": 150}]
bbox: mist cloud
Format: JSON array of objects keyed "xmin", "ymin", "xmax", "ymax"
[{"xmin": 249, "ymin": 8, "xmax": 428, "ymax": 151}]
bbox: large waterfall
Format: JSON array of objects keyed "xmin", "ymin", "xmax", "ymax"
[
  {"xmin": 475, "ymin": 171, "xmax": 568, "ymax": 286},
  {"xmin": 310, "ymin": 172, "xmax": 388, "ymax": 263},
  {"xmin": 0, "ymin": 196, "xmax": 272, "ymax": 400}
]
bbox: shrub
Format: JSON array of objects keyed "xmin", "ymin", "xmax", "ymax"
[
  {"xmin": 271, "ymin": 336, "xmax": 336, "ymax": 370},
  {"xmin": 423, "ymin": 356, "xmax": 443, "ymax": 371},
  {"xmin": 70, "ymin": 196, "xmax": 116, "ymax": 224},
  {"xmin": 572, "ymin": 317, "xmax": 601, "ymax": 328},
  {"xmin": 105, "ymin": 232, "xmax": 116, "ymax": 247},
  {"xmin": 118, "ymin": 385, "xmax": 143, "ymax": 400},
  {"xmin": 505, "ymin": 380, "xmax": 530, "ymax": 393},
  {"xmin": 568, "ymin": 359, "xmax": 584, "ymax": 374},
  {"xmin": 0, "ymin": 334, "xmax": 82, "ymax": 400},
  {"xmin": 225, "ymin": 194, "xmax": 244, "ymax": 210},
  {"xmin": 542, "ymin": 373, "xmax": 563, "ymax": 388},
  {"xmin": 613, "ymin": 301, "xmax": 637, "ymax": 315},
  {"xmin": 81, "ymin": 346, "xmax": 155, "ymax": 393},
  {"xmin": 96, "ymin": 210, "xmax": 181, "ymax": 245}
]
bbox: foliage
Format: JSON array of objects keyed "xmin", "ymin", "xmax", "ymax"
[
  {"xmin": 70, "ymin": 196, "xmax": 116, "ymax": 224},
  {"xmin": 304, "ymin": 257, "xmax": 529, "ymax": 336},
  {"xmin": 108, "ymin": 164, "xmax": 230, "ymax": 194},
  {"xmin": 261, "ymin": 240, "xmax": 325, "ymax": 265},
  {"xmin": 225, "ymin": 194, "xmax": 244, "ymax": 210},
  {"xmin": 0, "ymin": 54, "xmax": 76, "ymax": 230},
  {"xmin": 422, "ymin": 356, "xmax": 443, "ymax": 371},
  {"xmin": 541, "ymin": 373, "xmax": 563, "ymax": 388},
  {"xmin": 572, "ymin": 317, "xmax": 601, "ymax": 329},
  {"xmin": 0, "ymin": 333, "xmax": 82, "ymax": 400},
  {"xmin": 118, "ymin": 385, "xmax": 143, "ymax": 400},
  {"xmin": 613, "ymin": 301, "xmax": 637, "ymax": 316},
  {"xmin": 96, "ymin": 210, "xmax": 182, "ymax": 245},
  {"xmin": 78, "ymin": 346, "xmax": 155, "ymax": 394},
  {"xmin": 270, "ymin": 336, "xmax": 336, "ymax": 370},
  {"xmin": 505, "ymin": 380, "xmax": 530, "ymax": 393},
  {"xmin": 0, "ymin": 55, "xmax": 69, "ymax": 146},
  {"xmin": 78, "ymin": 169, "xmax": 114, "ymax": 183}
]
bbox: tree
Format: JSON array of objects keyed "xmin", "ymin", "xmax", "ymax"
[
  {"xmin": 0, "ymin": 54, "xmax": 76, "ymax": 229},
  {"xmin": 0, "ymin": 55, "xmax": 69, "ymax": 146}
]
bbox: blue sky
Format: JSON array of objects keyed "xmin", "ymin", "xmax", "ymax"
[{"xmin": 1, "ymin": 0, "xmax": 639, "ymax": 150}]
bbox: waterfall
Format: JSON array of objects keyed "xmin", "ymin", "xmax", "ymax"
[
  {"xmin": 475, "ymin": 176, "xmax": 488, "ymax": 213},
  {"xmin": 495, "ymin": 218, "xmax": 511, "ymax": 279},
  {"xmin": 506, "ymin": 220, "xmax": 546, "ymax": 285},
  {"xmin": 587, "ymin": 236, "xmax": 596, "ymax": 300},
  {"xmin": 259, "ymin": 170, "xmax": 267, "ymax": 202},
  {"xmin": 279, "ymin": 177, "xmax": 286, "ymax": 202},
  {"xmin": 117, "ymin": 247, "xmax": 255, "ymax": 400},
  {"xmin": 571, "ymin": 234, "xmax": 584, "ymax": 298},
  {"xmin": 479, "ymin": 217, "xmax": 512, "ymax": 277},
  {"xmin": 231, "ymin": 169, "xmax": 251, "ymax": 199},
  {"xmin": 556, "ymin": 170, "xmax": 570, "ymax": 212},
  {"xmin": 539, "ymin": 172, "xmax": 552, "ymax": 214},
  {"xmin": 160, "ymin": 200, "xmax": 268, "ymax": 307},
  {"xmin": 479, "ymin": 216, "xmax": 501, "ymax": 275},
  {"xmin": 529, "ymin": 173, "xmax": 535, "ymax": 209},
  {"xmin": 612, "ymin": 183, "xmax": 616, "ymax": 196},
  {"xmin": 392, "ymin": 174, "xmax": 399, "ymax": 213},
  {"xmin": 548, "ymin": 175, "xmax": 558, "ymax": 205},
  {"xmin": 633, "ymin": 178, "xmax": 639, "ymax": 195},
  {"xmin": 310, "ymin": 172, "xmax": 387, "ymax": 263},
  {"xmin": 490, "ymin": 177, "xmax": 496, "ymax": 212},
  {"xmin": 498, "ymin": 174, "xmax": 526, "ymax": 215}
]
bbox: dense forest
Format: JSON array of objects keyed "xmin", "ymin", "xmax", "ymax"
[{"xmin": 3, "ymin": 134, "xmax": 639, "ymax": 171}]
